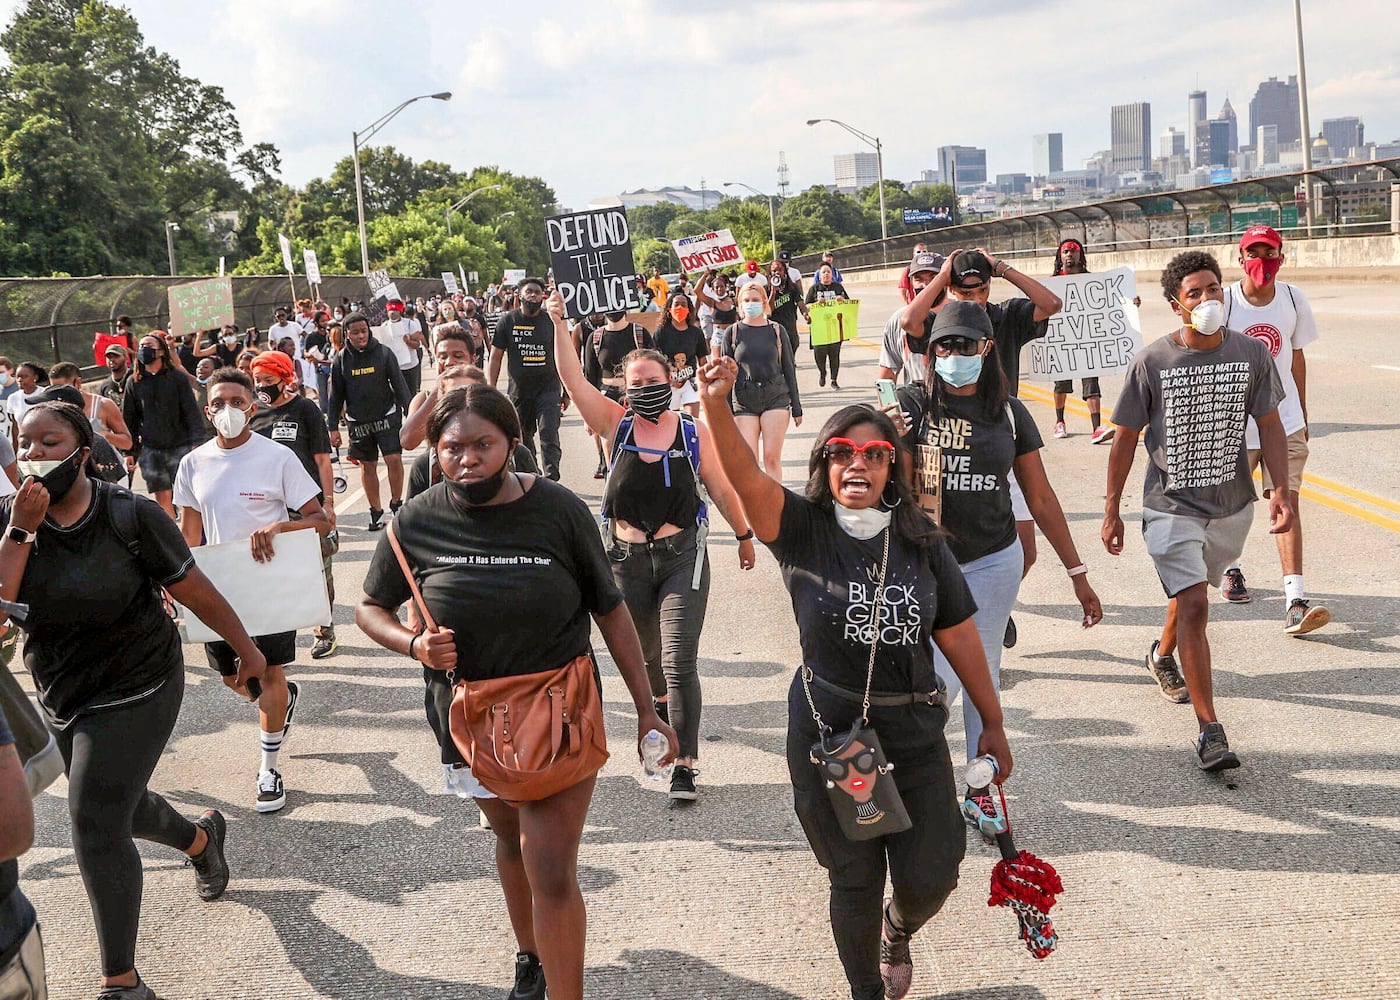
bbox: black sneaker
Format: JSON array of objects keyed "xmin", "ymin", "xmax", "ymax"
[
  {"xmin": 311, "ymin": 630, "xmax": 338, "ymax": 660},
  {"xmin": 1002, "ymin": 615, "xmax": 1017, "ymax": 649},
  {"xmin": 256, "ymin": 768, "xmax": 286, "ymax": 814},
  {"xmin": 97, "ymin": 978, "xmax": 160, "ymax": 999},
  {"xmin": 367, "ymin": 507, "xmax": 385, "ymax": 531},
  {"xmin": 1284, "ymin": 598, "xmax": 1331, "ymax": 636},
  {"xmin": 1221, "ymin": 568, "xmax": 1251, "ymax": 603},
  {"xmin": 507, "ymin": 950, "xmax": 546, "ymax": 1000},
  {"xmin": 1145, "ymin": 640, "xmax": 1190, "ymax": 704},
  {"xmin": 189, "ymin": 809, "xmax": 228, "ymax": 902},
  {"xmin": 880, "ymin": 900, "xmax": 914, "ymax": 1000},
  {"xmin": 1196, "ymin": 722, "xmax": 1241, "ymax": 772},
  {"xmin": 669, "ymin": 764, "xmax": 698, "ymax": 803},
  {"xmin": 593, "ymin": 459, "xmax": 607, "ymax": 480},
  {"xmin": 389, "ymin": 499, "xmax": 404, "ymax": 516},
  {"xmin": 281, "ymin": 680, "xmax": 301, "ymax": 742}
]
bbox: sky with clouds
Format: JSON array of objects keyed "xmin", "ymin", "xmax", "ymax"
[{"xmin": 2, "ymin": 0, "xmax": 1396, "ymax": 209}]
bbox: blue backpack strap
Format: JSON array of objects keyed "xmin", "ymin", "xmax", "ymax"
[{"xmin": 677, "ymin": 411, "xmax": 707, "ymax": 523}]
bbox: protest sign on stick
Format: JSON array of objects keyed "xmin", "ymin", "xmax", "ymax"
[
  {"xmin": 442, "ymin": 271, "xmax": 460, "ymax": 294},
  {"xmin": 303, "ymin": 248, "xmax": 322, "ymax": 286},
  {"xmin": 1023, "ymin": 267, "xmax": 1142, "ymax": 380},
  {"xmin": 808, "ymin": 300, "xmax": 860, "ymax": 346},
  {"xmin": 168, "ymin": 277, "xmax": 235, "ymax": 338},
  {"xmin": 545, "ymin": 207, "xmax": 643, "ymax": 320},
  {"xmin": 671, "ymin": 229, "xmax": 742, "ymax": 275}
]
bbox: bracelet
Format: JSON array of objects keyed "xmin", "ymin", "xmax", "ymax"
[
  {"xmin": 1066, "ymin": 564, "xmax": 1088, "ymax": 578},
  {"xmin": 735, "ymin": 530, "xmax": 754, "ymax": 541},
  {"xmin": 407, "ymin": 630, "xmax": 423, "ymax": 660}
]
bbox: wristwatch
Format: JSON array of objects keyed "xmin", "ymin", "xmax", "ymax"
[{"xmin": 5, "ymin": 525, "xmax": 36, "ymax": 545}]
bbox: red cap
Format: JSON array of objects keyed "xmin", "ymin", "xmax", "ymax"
[
  {"xmin": 386, "ymin": 300, "xmax": 405, "ymax": 313},
  {"xmin": 745, "ymin": 260, "xmax": 758, "ymax": 275},
  {"xmin": 1239, "ymin": 225, "xmax": 1282, "ymax": 250}
]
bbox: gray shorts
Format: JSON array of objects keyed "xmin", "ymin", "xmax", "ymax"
[
  {"xmin": 1141, "ymin": 504, "xmax": 1254, "ymax": 598},
  {"xmin": 733, "ymin": 379, "xmax": 791, "ymax": 417},
  {"xmin": 137, "ymin": 442, "xmax": 193, "ymax": 493}
]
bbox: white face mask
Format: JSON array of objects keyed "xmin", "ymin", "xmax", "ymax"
[
  {"xmin": 210, "ymin": 405, "xmax": 248, "ymax": 439},
  {"xmin": 1186, "ymin": 298, "xmax": 1225, "ymax": 336},
  {"xmin": 833, "ymin": 503, "xmax": 891, "ymax": 539}
]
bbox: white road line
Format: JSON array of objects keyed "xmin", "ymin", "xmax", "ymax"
[{"xmin": 1373, "ymin": 365, "xmax": 1400, "ymax": 372}]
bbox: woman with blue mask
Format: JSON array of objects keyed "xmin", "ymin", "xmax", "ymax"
[
  {"xmin": 722, "ymin": 282, "xmax": 803, "ymax": 480},
  {"xmin": 893, "ymin": 301, "xmax": 1102, "ymax": 836}
]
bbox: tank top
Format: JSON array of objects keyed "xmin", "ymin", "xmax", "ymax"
[
  {"xmin": 87, "ymin": 393, "xmax": 108, "ymax": 433},
  {"xmin": 603, "ymin": 422, "xmax": 700, "ymax": 538}
]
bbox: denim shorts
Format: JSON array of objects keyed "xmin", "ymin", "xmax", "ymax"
[
  {"xmin": 137, "ymin": 443, "xmax": 193, "ymax": 493},
  {"xmin": 733, "ymin": 379, "xmax": 791, "ymax": 416}
]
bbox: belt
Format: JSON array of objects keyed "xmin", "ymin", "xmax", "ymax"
[{"xmin": 800, "ymin": 666, "xmax": 945, "ymax": 708}]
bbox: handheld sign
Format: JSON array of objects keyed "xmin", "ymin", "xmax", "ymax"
[
  {"xmin": 177, "ymin": 530, "xmax": 330, "ymax": 643},
  {"xmin": 442, "ymin": 271, "xmax": 460, "ymax": 294},
  {"xmin": 671, "ymin": 229, "xmax": 742, "ymax": 275},
  {"xmin": 809, "ymin": 300, "xmax": 860, "ymax": 346},
  {"xmin": 545, "ymin": 207, "xmax": 643, "ymax": 320},
  {"xmin": 503, "ymin": 268, "xmax": 527, "ymax": 286},
  {"xmin": 303, "ymin": 248, "xmax": 322, "ymax": 285},
  {"xmin": 1023, "ymin": 267, "xmax": 1142, "ymax": 380},
  {"xmin": 167, "ymin": 277, "xmax": 235, "ymax": 338},
  {"xmin": 278, "ymin": 233, "xmax": 295, "ymax": 274}
]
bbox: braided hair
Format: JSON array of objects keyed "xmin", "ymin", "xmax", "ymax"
[{"xmin": 23, "ymin": 401, "xmax": 101, "ymax": 478}]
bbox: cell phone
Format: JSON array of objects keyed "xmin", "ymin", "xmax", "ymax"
[{"xmin": 875, "ymin": 378, "xmax": 898, "ymax": 409}]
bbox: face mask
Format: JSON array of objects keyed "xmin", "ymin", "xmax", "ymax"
[
  {"xmin": 210, "ymin": 405, "xmax": 248, "ymax": 439},
  {"xmin": 1243, "ymin": 257, "xmax": 1283, "ymax": 286},
  {"xmin": 137, "ymin": 346, "xmax": 159, "ymax": 365},
  {"xmin": 197, "ymin": 375, "xmax": 211, "ymax": 386},
  {"xmin": 256, "ymin": 384, "xmax": 282, "ymax": 407},
  {"xmin": 447, "ymin": 460, "xmax": 511, "ymax": 506},
  {"xmin": 934, "ymin": 353, "xmax": 984, "ymax": 388},
  {"xmin": 604, "ymin": 311, "xmax": 626, "ymax": 323},
  {"xmin": 333, "ymin": 310, "xmax": 344, "ymax": 320},
  {"xmin": 742, "ymin": 300, "xmax": 764, "ymax": 319},
  {"xmin": 626, "ymin": 382, "xmax": 673, "ymax": 423},
  {"xmin": 1185, "ymin": 298, "xmax": 1225, "ymax": 336},
  {"xmin": 222, "ymin": 336, "xmax": 238, "ymax": 347},
  {"xmin": 18, "ymin": 448, "xmax": 84, "ymax": 502},
  {"xmin": 671, "ymin": 305, "xmax": 690, "ymax": 323},
  {"xmin": 833, "ymin": 502, "xmax": 891, "ymax": 539},
  {"xmin": 0, "ymin": 372, "xmax": 8, "ymax": 386}
]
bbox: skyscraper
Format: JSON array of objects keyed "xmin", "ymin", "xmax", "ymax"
[
  {"xmin": 1208, "ymin": 119, "xmax": 1231, "ymax": 168},
  {"xmin": 1257, "ymin": 125, "xmax": 1280, "ymax": 166},
  {"xmin": 1033, "ymin": 133, "xmax": 1063, "ymax": 176},
  {"xmin": 1249, "ymin": 76, "xmax": 1301, "ymax": 145},
  {"xmin": 833, "ymin": 152, "xmax": 880, "ymax": 193},
  {"xmin": 1217, "ymin": 97, "xmax": 1239, "ymax": 154},
  {"xmin": 1322, "ymin": 117, "xmax": 1364, "ymax": 158},
  {"xmin": 1160, "ymin": 127, "xmax": 1186, "ymax": 158},
  {"xmin": 938, "ymin": 146, "xmax": 987, "ymax": 191},
  {"xmin": 1111, "ymin": 102, "xmax": 1152, "ymax": 174},
  {"xmin": 1187, "ymin": 90, "xmax": 1207, "ymax": 167}
]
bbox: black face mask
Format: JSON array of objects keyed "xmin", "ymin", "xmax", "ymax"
[
  {"xmin": 445, "ymin": 448, "xmax": 516, "ymax": 506},
  {"xmin": 137, "ymin": 346, "xmax": 159, "ymax": 365},
  {"xmin": 626, "ymin": 382, "xmax": 673, "ymax": 423},
  {"xmin": 604, "ymin": 311, "xmax": 626, "ymax": 323},
  {"xmin": 23, "ymin": 448, "xmax": 86, "ymax": 503},
  {"xmin": 256, "ymin": 384, "xmax": 283, "ymax": 407}
]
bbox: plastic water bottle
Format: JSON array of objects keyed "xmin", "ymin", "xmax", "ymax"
[
  {"xmin": 964, "ymin": 754, "xmax": 999, "ymax": 790},
  {"xmin": 641, "ymin": 729, "xmax": 671, "ymax": 781}
]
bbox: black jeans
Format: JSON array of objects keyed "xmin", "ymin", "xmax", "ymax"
[
  {"xmin": 788, "ymin": 726, "xmax": 965, "ymax": 1000},
  {"xmin": 814, "ymin": 341, "xmax": 843, "ymax": 381},
  {"xmin": 608, "ymin": 526, "xmax": 709, "ymax": 759},
  {"xmin": 513, "ymin": 384, "xmax": 562, "ymax": 481},
  {"xmin": 55, "ymin": 669, "xmax": 197, "ymax": 977}
]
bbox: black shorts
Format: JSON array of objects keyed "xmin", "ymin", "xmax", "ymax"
[
  {"xmin": 733, "ymin": 379, "xmax": 791, "ymax": 417},
  {"xmin": 137, "ymin": 443, "xmax": 193, "ymax": 493},
  {"xmin": 205, "ymin": 631, "xmax": 297, "ymax": 676},
  {"xmin": 346, "ymin": 415, "xmax": 403, "ymax": 462},
  {"xmin": 1053, "ymin": 377, "xmax": 1101, "ymax": 398}
]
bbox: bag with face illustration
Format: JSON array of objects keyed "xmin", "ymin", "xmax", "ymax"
[{"xmin": 810, "ymin": 720, "xmax": 911, "ymax": 840}]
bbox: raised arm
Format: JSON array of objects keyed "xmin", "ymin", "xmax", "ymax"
[
  {"xmin": 547, "ymin": 291, "xmax": 623, "ymax": 442},
  {"xmin": 978, "ymin": 247, "xmax": 1061, "ymax": 322},
  {"xmin": 903, "ymin": 252, "xmax": 955, "ymax": 335},
  {"xmin": 695, "ymin": 421, "xmax": 755, "ymax": 570},
  {"xmin": 696, "ymin": 356, "xmax": 784, "ymax": 543}
]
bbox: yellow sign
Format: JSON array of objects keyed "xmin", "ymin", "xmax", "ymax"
[{"xmin": 809, "ymin": 300, "xmax": 859, "ymax": 346}]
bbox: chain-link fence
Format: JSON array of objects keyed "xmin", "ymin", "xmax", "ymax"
[{"xmin": 0, "ymin": 274, "xmax": 446, "ymax": 377}]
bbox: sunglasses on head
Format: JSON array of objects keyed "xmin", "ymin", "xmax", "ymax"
[
  {"xmin": 824, "ymin": 438, "xmax": 896, "ymax": 466},
  {"xmin": 823, "ymin": 747, "xmax": 877, "ymax": 780},
  {"xmin": 933, "ymin": 336, "xmax": 983, "ymax": 357}
]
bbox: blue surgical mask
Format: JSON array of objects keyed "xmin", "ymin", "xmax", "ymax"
[
  {"xmin": 742, "ymin": 301, "xmax": 764, "ymax": 319},
  {"xmin": 934, "ymin": 354, "xmax": 983, "ymax": 388}
]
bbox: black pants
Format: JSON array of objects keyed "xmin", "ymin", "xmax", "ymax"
[
  {"xmin": 513, "ymin": 384, "xmax": 562, "ymax": 481},
  {"xmin": 402, "ymin": 362, "xmax": 422, "ymax": 396},
  {"xmin": 607, "ymin": 527, "xmax": 709, "ymax": 760},
  {"xmin": 814, "ymin": 341, "xmax": 843, "ymax": 382},
  {"xmin": 55, "ymin": 670, "xmax": 197, "ymax": 977},
  {"xmin": 789, "ymin": 727, "xmax": 965, "ymax": 1000}
]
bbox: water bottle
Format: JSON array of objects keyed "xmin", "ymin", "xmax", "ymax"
[
  {"xmin": 641, "ymin": 729, "xmax": 671, "ymax": 781},
  {"xmin": 964, "ymin": 754, "xmax": 999, "ymax": 791}
]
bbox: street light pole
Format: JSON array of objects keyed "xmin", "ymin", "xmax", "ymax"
[
  {"xmin": 446, "ymin": 183, "xmax": 504, "ymax": 236},
  {"xmin": 722, "ymin": 181, "xmax": 778, "ymax": 256},
  {"xmin": 353, "ymin": 91, "xmax": 452, "ymax": 276},
  {"xmin": 1293, "ymin": 0, "xmax": 1315, "ymax": 236},
  {"xmin": 807, "ymin": 117, "xmax": 888, "ymax": 260},
  {"xmin": 164, "ymin": 221, "xmax": 180, "ymax": 276}
]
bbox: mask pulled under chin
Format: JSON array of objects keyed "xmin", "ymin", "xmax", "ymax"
[
  {"xmin": 834, "ymin": 503, "xmax": 891, "ymax": 539},
  {"xmin": 448, "ymin": 465, "xmax": 511, "ymax": 506}
]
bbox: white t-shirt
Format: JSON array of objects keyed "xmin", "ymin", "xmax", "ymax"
[
  {"xmin": 173, "ymin": 432, "xmax": 319, "ymax": 546},
  {"xmin": 735, "ymin": 273, "xmax": 768, "ymax": 290},
  {"xmin": 1224, "ymin": 280, "xmax": 1319, "ymax": 447},
  {"xmin": 6, "ymin": 393, "xmax": 35, "ymax": 430},
  {"xmin": 878, "ymin": 305, "xmax": 927, "ymax": 384},
  {"xmin": 267, "ymin": 320, "xmax": 301, "ymax": 348},
  {"xmin": 377, "ymin": 317, "xmax": 422, "ymax": 369}
]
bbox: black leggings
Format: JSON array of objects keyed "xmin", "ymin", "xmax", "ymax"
[
  {"xmin": 813, "ymin": 341, "xmax": 843, "ymax": 381},
  {"xmin": 789, "ymin": 732, "xmax": 965, "ymax": 1000},
  {"xmin": 55, "ymin": 669, "xmax": 197, "ymax": 977}
]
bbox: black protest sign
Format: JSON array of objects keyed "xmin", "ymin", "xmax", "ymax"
[{"xmin": 546, "ymin": 207, "xmax": 643, "ymax": 320}]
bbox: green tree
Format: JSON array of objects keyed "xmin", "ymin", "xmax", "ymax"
[
  {"xmin": 627, "ymin": 202, "xmax": 684, "ymax": 240},
  {"xmin": 777, "ymin": 186, "xmax": 867, "ymax": 248},
  {"xmin": 632, "ymin": 238, "xmax": 673, "ymax": 274}
]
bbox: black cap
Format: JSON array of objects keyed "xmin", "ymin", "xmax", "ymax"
[
  {"xmin": 930, "ymin": 300, "xmax": 994, "ymax": 343},
  {"xmin": 910, "ymin": 251, "xmax": 944, "ymax": 276},
  {"xmin": 777, "ymin": 250, "xmax": 793, "ymax": 261},
  {"xmin": 950, "ymin": 250, "xmax": 993, "ymax": 287},
  {"xmin": 26, "ymin": 385, "xmax": 84, "ymax": 408}
]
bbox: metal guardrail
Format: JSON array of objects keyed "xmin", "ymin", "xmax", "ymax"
[{"xmin": 0, "ymin": 274, "xmax": 445, "ymax": 376}]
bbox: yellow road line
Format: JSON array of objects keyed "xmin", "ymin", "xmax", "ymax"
[{"xmin": 1016, "ymin": 381, "xmax": 1400, "ymax": 535}]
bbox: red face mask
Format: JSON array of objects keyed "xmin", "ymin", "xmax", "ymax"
[
  {"xmin": 671, "ymin": 305, "xmax": 690, "ymax": 323},
  {"xmin": 1243, "ymin": 256, "xmax": 1283, "ymax": 285}
]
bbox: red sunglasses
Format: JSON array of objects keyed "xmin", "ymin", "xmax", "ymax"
[{"xmin": 823, "ymin": 438, "xmax": 896, "ymax": 466}]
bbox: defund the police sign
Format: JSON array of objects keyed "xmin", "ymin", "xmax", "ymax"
[{"xmin": 546, "ymin": 207, "xmax": 643, "ymax": 320}]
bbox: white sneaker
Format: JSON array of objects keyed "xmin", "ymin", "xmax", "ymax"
[
  {"xmin": 24, "ymin": 733, "xmax": 64, "ymax": 798},
  {"xmin": 447, "ymin": 764, "xmax": 495, "ymax": 800},
  {"xmin": 441, "ymin": 762, "xmax": 459, "ymax": 796},
  {"xmin": 256, "ymin": 768, "xmax": 286, "ymax": 813},
  {"xmin": 1052, "ymin": 421, "xmax": 1068, "ymax": 439}
]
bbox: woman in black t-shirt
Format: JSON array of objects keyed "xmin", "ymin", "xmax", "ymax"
[
  {"xmin": 697, "ymin": 357, "xmax": 1009, "ymax": 1000},
  {"xmin": 634, "ymin": 292, "xmax": 707, "ymax": 417},
  {"xmin": 357, "ymin": 385, "xmax": 675, "ymax": 1000},
  {"xmin": 725, "ymin": 282, "xmax": 803, "ymax": 481},
  {"xmin": 893, "ymin": 301, "xmax": 1101, "ymax": 830},
  {"xmin": 0, "ymin": 402, "xmax": 267, "ymax": 999},
  {"xmin": 552, "ymin": 292, "xmax": 754, "ymax": 804},
  {"xmin": 805, "ymin": 262, "xmax": 851, "ymax": 388},
  {"xmin": 767, "ymin": 260, "xmax": 810, "ymax": 356}
]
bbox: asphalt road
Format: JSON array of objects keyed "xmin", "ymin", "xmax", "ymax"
[{"xmin": 16, "ymin": 271, "xmax": 1400, "ymax": 999}]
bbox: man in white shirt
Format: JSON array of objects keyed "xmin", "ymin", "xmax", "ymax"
[
  {"xmin": 1218, "ymin": 225, "xmax": 1328, "ymax": 635},
  {"xmin": 174, "ymin": 368, "xmax": 330, "ymax": 813},
  {"xmin": 267, "ymin": 306, "xmax": 301, "ymax": 351},
  {"xmin": 734, "ymin": 259, "xmax": 768, "ymax": 291},
  {"xmin": 378, "ymin": 299, "xmax": 426, "ymax": 395}
]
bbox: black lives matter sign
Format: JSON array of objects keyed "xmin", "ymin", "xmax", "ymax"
[{"xmin": 546, "ymin": 207, "xmax": 643, "ymax": 320}]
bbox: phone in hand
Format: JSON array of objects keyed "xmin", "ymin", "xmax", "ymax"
[{"xmin": 875, "ymin": 378, "xmax": 899, "ymax": 410}]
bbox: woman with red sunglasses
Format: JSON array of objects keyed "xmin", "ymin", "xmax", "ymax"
[{"xmin": 698, "ymin": 354, "xmax": 1008, "ymax": 1000}]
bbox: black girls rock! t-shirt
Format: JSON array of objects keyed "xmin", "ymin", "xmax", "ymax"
[
  {"xmin": 766, "ymin": 489, "xmax": 976, "ymax": 788},
  {"xmin": 362, "ymin": 477, "xmax": 622, "ymax": 680}
]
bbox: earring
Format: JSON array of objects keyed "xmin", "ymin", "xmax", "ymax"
[{"xmin": 881, "ymin": 480, "xmax": 903, "ymax": 510}]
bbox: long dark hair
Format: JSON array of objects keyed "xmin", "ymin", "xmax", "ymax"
[
  {"xmin": 805, "ymin": 405, "xmax": 941, "ymax": 549},
  {"xmin": 427, "ymin": 384, "xmax": 521, "ymax": 447},
  {"xmin": 921, "ymin": 336, "xmax": 1010, "ymax": 425},
  {"xmin": 22, "ymin": 401, "xmax": 101, "ymax": 478},
  {"xmin": 662, "ymin": 291, "xmax": 701, "ymax": 330}
]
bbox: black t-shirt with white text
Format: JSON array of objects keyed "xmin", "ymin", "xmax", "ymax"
[
  {"xmin": 987, "ymin": 298, "xmax": 1049, "ymax": 392},
  {"xmin": 765, "ymin": 490, "xmax": 977, "ymax": 788},
  {"xmin": 491, "ymin": 309, "xmax": 558, "ymax": 396},
  {"xmin": 250, "ymin": 394, "xmax": 331, "ymax": 498},
  {"xmin": 653, "ymin": 323, "xmax": 708, "ymax": 387},
  {"xmin": 363, "ymin": 477, "xmax": 622, "ymax": 680}
]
